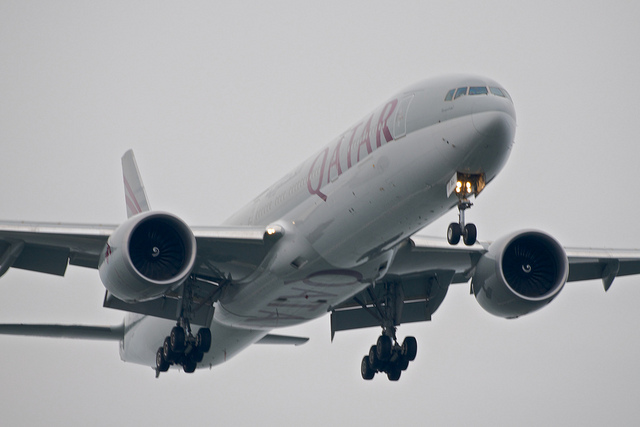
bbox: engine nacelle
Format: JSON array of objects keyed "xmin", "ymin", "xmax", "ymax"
[
  {"xmin": 472, "ymin": 230, "xmax": 569, "ymax": 318},
  {"xmin": 98, "ymin": 211, "xmax": 196, "ymax": 303}
]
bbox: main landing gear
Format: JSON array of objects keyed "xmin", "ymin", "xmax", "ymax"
[
  {"xmin": 155, "ymin": 320, "xmax": 212, "ymax": 377},
  {"xmin": 358, "ymin": 280, "xmax": 418, "ymax": 381},
  {"xmin": 360, "ymin": 332, "xmax": 417, "ymax": 381},
  {"xmin": 155, "ymin": 278, "xmax": 212, "ymax": 377}
]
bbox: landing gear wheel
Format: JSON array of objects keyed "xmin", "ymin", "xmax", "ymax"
[
  {"xmin": 398, "ymin": 356, "xmax": 410, "ymax": 371},
  {"xmin": 163, "ymin": 337, "xmax": 178, "ymax": 362},
  {"xmin": 387, "ymin": 364, "xmax": 402, "ymax": 381},
  {"xmin": 170, "ymin": 326, "xmax": 186, "ymax": 353},
  {"xmin": 401, "ymin": 336, "xmax": 417, "ymax": 361},
  {"xmin": 447, "ymin": 223, "xmax": 462, "ymax": 245},
  {"xmin": 376, "ymin": 335, "xmax": 392, "ymax": 362},
  {"xmin": 191, "ymin": 349, "xmax": 204, "ymax": 363},
  {"xmin": 156, "ymin": 347, "xmax": 169, "ymax": 372},
  {"xmin": 183, "ymin": 358, "xmax": 197, "ymax": 373},
  {"xmin": 369, "ymin": 345, "xmax": 382, "ymax": 371},
  {"xmin": 196, "ymin": 328, "xmax": 212, "ymax": 353},
  {"xmin": 361, "ymin": 356, "xmax": 375, "ymax": 380},
  {"xmin": 463, "ymin": 223, "xmax": 477, "ymax": 246}
]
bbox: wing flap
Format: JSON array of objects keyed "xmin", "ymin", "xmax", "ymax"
[
  {"xmin": 330, "ymin": 270, "xmax": 455, "ymax": 338},
  {"xmin": 566, "ymin": 248, "xmax": 640, "ymax": 290},
  {"xmin": 0, "ymin": 221, "xmax": 114, "ymax": 277},
  {"xmin": 12, "ymin": 244, "xmax": 70, "ymax": 276},
  {"xmin": 331, "ymin": 300, "xmax": 431, "ymax": 334}
]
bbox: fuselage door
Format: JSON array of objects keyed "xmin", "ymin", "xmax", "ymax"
[{"xmin": 393, "ymin": 95, "xmax": 414, "ymax": 139}]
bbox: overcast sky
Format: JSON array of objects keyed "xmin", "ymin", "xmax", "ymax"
[{"xmin": 1, "ymin": 1, "xmax": 640, "ymax": 426}]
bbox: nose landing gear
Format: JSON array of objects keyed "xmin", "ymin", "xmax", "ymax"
[
  {"xmin": 447, "ymin": 200, "xmax": 477, "ymax": 246},
  {"xmin": 447, "ymin": 174, "xmax": 483, "ymax": 246}
]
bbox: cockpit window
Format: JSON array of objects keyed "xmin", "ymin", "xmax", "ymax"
[
  {"xmin": 444, "ymin": 89, "xmax": 455, "ymax": 101},
  {"xmin": 489, "ymin": 87, "xmax": 506, "ymax": 97},
  {"xmin": 469, "ymin": 86, "xmax": 488, "ymax": 95},
  {"xmin": 454, "ymin": 87, "xmax": 467, "ymax": 99},
  {"xmin": 444, "ymin": 85, "xmax": 512, "ymax": 102}
]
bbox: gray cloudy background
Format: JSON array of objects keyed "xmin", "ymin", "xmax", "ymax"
[{"xmin": 1, "ymin": 1, "xmax": 640, "ymax": 426}]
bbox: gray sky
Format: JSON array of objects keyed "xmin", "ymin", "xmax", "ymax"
[{"xmin": 1, "ymin": 1, "xmax": 640, "ymax": 426}]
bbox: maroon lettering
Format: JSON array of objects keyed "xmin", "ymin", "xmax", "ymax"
[
  {"xmin": 346, "ymin": 123, "xmax": 362, "ymax": 169},
  {"xmin": 376, "ymin": 99, "xmax": 398, "ymax": 147},
  {"xmin": 326, "ymin": 136, "xmax": 343, "ymax": 183},
  {"xmin": 307, "ymin": 148, "xmax": 329, "ymax": 201},
  {"xmin": 357, "ymin": 114, "xmax": 374, "ymax": 162}
]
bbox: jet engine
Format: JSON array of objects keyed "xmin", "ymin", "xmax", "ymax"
[
  {"xmin": 98, "ymin": 211, "xmax": 196, "ymax": 303},
  {"xmin": 472, "ymin": 230, "xmax": 568, "ymax": 318}
]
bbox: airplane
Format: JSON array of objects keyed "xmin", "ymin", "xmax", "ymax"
[{"xmin": 1, "ymin": 74, "xmax": 639, "ymax": 381}]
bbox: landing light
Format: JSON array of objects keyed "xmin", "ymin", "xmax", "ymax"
[
  {"xmin": 456, "ymin": 181, "xmax": 473, "ymax": 194},
  {"xmin": 266, "ymin": 227, "xmax": 277, "ymax": 235}
]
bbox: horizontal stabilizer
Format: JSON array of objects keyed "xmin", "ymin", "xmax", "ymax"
[
  {"xmin": 0, "ymin": 323, "xmax": 124, "ymax": 341},
  {"xmin": 256, "ymin": 334, "xmax": 309, "ymax": 346}
]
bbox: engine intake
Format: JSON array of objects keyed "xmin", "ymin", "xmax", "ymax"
[
  {"xmin": 99, "ymin": 211, "xmax": 196, "ymax": 303},
  {"xmin": 472, "ymin": 230, "xmax": 568, "ymax": 318}
]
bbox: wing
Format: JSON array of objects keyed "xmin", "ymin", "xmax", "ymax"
[
  {"xmin": 330, "ymin": 235, "xmax": 640, "ymax": 337},
  {"xmin": 0, "ymin": 221, "xmax": 115, "ymax": 275},
  {"xmin": 0, "ymin": 149, "xmax": 283, "ymax": 325},
  {"xmin": 0, "ymin": 220, "xmax": 281, "ymax": 325}
]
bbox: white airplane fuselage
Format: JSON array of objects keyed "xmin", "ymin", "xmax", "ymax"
[{"xmin": 121, "ymin": 74, "xmax": 517, "ymax": 368}]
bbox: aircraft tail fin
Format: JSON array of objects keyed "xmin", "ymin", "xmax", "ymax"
[{"xmin": 122, "ymin": 149, "xmax": 151, "ymax": 218}]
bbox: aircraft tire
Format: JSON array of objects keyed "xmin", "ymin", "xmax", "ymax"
[
  {"xmin": 447, "ymin": 223, "xmax": 462, "ymax": 245},
  {"xmin": 156, "ymin": 347, "xmax": 170, "ymax": 372},
  {"xmin": 369, "ymin": 345, "xmax": 381, "ymax": 370},
  {"xmin": 376, "ymin": 335, "xmax": 392, "ymax": 362},
  {"xmin": 192, "ymin": 349, "xmax": 204, "ymax": 363},
  {"xmin": 170, "ymin": 326, "xmax": 186, "ymax": 353},
  {"xmin": 196, "ymin": 328, "xmax": 212, "ymax": 353},
  {"xmin": 183, "ymin": 358, "xmax": 197, "ymax": 373},
  {"xmin": 387, "ymin": 364, "xmax": 401, "ymax": 381},
  {"xmin": 401, "ymin": 336, "xmax": 417, "ymax": 361},
  {"xmin": 361, "ymin": 356, "xmax": 375, "ymax": 380},
  {"xmin": 398, "ymin": 356, "xmax": 410, "ymax": 371},
  {"xmin": 464, "ymin": 223, "xmax": 477, "ymax": 246},
  {"xmin": 163, "ymin": 337, "xmax": 177, "ymax": 362}
]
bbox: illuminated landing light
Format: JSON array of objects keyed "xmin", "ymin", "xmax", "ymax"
[{"xmin": 264, "ymin": 224, "xmax": 284, "ymax": 241}]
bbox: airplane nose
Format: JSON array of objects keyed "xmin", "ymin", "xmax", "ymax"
[
  {"xmin": 472, "ymin": 110, "xmax": 516, "ymax": 140},
  {"xmin": 467, "ymin": 109, "xmax": 517, "ymax": 180}
]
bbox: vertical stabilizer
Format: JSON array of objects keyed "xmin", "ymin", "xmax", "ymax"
[{"xmin": 122, "ymin": 150, "xmax": 151, "ymax": 218}]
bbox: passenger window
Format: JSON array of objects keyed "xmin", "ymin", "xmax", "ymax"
[
  {"xmin": 490, "ymin": 87, "xmax": 506, "ymax": 97},
  {"xmin": 444, "ymin": 89, "xmax": 455, "ymax": 101},
  {"xmin": 469, "ymin": 86, "xmax": 488, "ymax": 95},
  {"xmin": 454, "ymin": 87, "xmax": 467, "ymax": 99}
]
